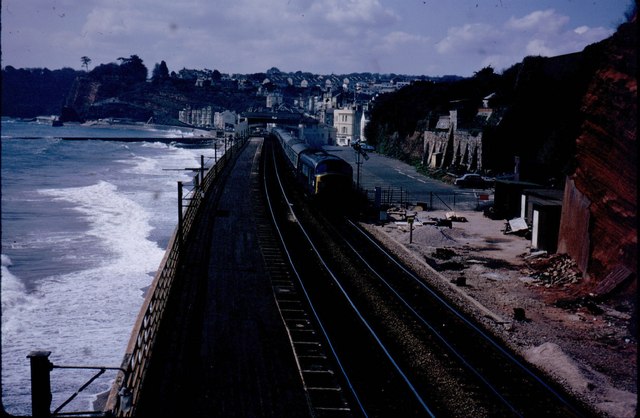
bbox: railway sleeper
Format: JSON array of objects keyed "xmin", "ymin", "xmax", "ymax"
[
  {"xmin": 303, "ymin": 370, "xmax": 339, "ymax": 388},
  {"xmin": 280, "ymin": 310, "xmax": 307, "ymax": 320},
  {"xmin": 294, "ymin": 342, "xmax": 325, "ymax": 358},
  {"xmin": 299, "ymin": 356, "xmax": 332, "ymax": 371},
  {"xmin": 307, "ymin": 388, "xmax": 350, "ymax": 410}
]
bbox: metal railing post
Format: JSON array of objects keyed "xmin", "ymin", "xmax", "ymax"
[
  {"xmin": 178, "ymin": 181, "xmax": 183, "ymax": 246},
  {"xmin": 27, "ymin": 351, "xmax": 53, "ymax": 418},
  {"xmin": 200, "ymin": 155, "xmax": 205, "ymax": 186}
]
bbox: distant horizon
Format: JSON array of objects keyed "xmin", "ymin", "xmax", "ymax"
[
  {"xmin": 0, "ymin": 48, "xmax": 590, "ymax": 80},
  {"xmin": 2, "ymin": 62, "xmax": 469, "ymax": 78}
]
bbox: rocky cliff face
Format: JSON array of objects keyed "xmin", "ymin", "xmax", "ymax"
[
  {"xmin": 64, "ymin": 76, "xmax": 159, "ymax": 122},
  {"xmin": 65, "ymin": 76, "xmax": 101, "ymax": 113},
  {"xmin": 558, "ymin": 17, "xmax": 637, "ymax": 299},
  {"xmin": 63, "ymin": 75, "xmax": 261, "ymax": 124}
]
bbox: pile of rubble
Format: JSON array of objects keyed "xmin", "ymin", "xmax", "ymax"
[{"xmin": 523, "ymin": 253, "xmax": 583, "ymax": 287}]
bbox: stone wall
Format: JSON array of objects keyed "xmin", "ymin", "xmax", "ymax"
[{"xmin": 423, "ymin": 128, "xmax": 482, "ymax": 171}]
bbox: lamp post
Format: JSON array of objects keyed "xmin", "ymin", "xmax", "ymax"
[
  {"xmin": 355, "ymin": 147, "xmax": 361, "ymax": 190},
  {"xmin": 352, "ymin": 142, "xmax": 368, "ymax": 191}
]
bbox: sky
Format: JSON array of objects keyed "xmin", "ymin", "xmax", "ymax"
[{"xmin": 1, "ymin": 0, "xmax": 634, "ymax": 77}]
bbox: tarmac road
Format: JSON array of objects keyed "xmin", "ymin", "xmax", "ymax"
[{"xmin": 324, "ymin": 145, "xmax": 486, "ymax": 210}]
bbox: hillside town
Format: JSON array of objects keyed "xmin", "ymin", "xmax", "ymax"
[{"xmin": 175, "ymin": 69, "xmax": 421, "ymax": 146}]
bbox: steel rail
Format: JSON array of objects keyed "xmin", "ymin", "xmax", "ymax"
[
  {"xmin": 346, "ymin": 219, "xmax": 588, "ymax": 417},
  {"xmin": 263, "ymin": 145, "xmax": 367, "ymax": 417},
  {"xmin": 267, "ymin": 147, "xmax": 436, "ymax": 417},
  {"xmin": 334, "ymin": 221, "xmax": 522, "ymax": 416}
]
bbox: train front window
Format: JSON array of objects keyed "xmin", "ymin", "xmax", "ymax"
[{"xmin": 317, "ymin": 161, "xmax": 349, "ymax": 175}]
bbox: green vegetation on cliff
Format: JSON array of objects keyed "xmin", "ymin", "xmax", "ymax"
[
  {"xmin": 1, "ymin": 67, "xmax": 81, "ymax": 117},
  {"xmin": 365, "ymin": 41, "xmax": 608, "ymax": 183}
]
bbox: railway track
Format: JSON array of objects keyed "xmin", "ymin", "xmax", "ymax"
[
  {"xmin": 253, "ymin": 142, "xmax": 355, "ymax": 417},
  {"xmin": 260, "ymin": 137, "xmax": 596, "ymax": 417}
]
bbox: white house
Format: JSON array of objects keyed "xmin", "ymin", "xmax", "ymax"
[{"xmin": 333, "ymin": 107, "xmax": 356, "ymax": 146}]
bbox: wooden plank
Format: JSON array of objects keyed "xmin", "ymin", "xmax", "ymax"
[{"xmin": 593, "ymin": 264, "xmax": 633, "ymax": 296}]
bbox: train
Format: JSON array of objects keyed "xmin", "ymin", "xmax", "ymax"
[{"xmin": 271, "ymin": 127, "xmax": 353, "ymax": 198}]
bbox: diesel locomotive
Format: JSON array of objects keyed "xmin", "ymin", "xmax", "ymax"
[{"xmin": 271, "ymin": 127, "xmax": 353, "ymax": 198}]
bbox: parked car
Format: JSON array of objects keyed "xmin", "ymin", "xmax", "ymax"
[
  {"xmin": 360, "ymin": 143, "xmax": 375, "ymax": 151},
  {"xmin": 454, "ymin": 173, "xmax": 490, "ymax": 189}
]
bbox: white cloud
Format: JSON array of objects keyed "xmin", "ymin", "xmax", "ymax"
[
  {"xmin": 436, "ymin": 23, "xmax": 503, "ymax": 55},
  {"xmin": 525, "ymin": 39, "xmax": 555, "ymax": 57},
  {"xmin": 574, "ymin": 26, "xmax": 589, "ymax": 35},
  {"xmin": 321, "ymin": 0, "xmax": 399, "ymax": 25},
  {"xmin": 376, "ymin": 31, "xmax": 430, "ymax": 54},
  {"xmin": 506, "ymin": 9, "xmax": 569, "ymax": 34},
  {"xmin": 435, "ymin": 8, "xmax": 615, "ymax": 74},
  {"xmin": 83, "ymin": 8, "xmax": 133, "ymax": 36}
]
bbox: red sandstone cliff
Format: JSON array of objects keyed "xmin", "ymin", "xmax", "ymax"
[{"xmin": 557, "ymin": 16, "xmax": 637, "ymax": 299}]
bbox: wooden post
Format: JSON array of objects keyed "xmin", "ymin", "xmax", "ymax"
[{"xmin": 407, "ymin": 215, "xmax": 415, "ymax": 244}]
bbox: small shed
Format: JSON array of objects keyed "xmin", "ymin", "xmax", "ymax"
[
  {"xmin": 493, "ymin": 180, "xmax": 544, "ymax": 219},
  {"xmin": 521, "ymin": 188, "xmax": 564, "ymax": 225},
  {"xmin": 531, "ymin": 201, "xmax": 562, "ymax": 253}
]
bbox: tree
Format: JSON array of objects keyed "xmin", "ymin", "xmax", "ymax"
[
  {"xmin": 117, "ymin": 55, "xmax": 148, "ymax": 83},
  {"xmin": 152, "ymin": 60, "xmax": 169, "ymax": 82},
  {"xmin": 81, "ymin": 56, "xmax": 92, "ymax": 72}
]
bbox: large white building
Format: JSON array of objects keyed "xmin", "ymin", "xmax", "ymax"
[
  {"xmin": 333, "ymin": 107, "xmax": 356, "ymax": 146},
  {"xmin": 333, "ymin": 106, "xmax": 365, "ymax": 146},
  {"xmin": 179, "ymin": 105, "xmax": 213, "ymax": 127}
]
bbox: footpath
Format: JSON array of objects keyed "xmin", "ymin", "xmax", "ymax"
[{"xmin": 135, "ymin": 138, "xmax": 310, "ymax": 417}]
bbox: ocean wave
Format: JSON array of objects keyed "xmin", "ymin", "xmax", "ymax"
[
  {"xmin": 38, "ymin": 181, "xmax": 164, "ymax": 269},
  {"xmin": 1, "ymin": 254, "xmax": 39, "ymax": 332},
  {"xmin": 4, "ymin": 181, "xmax": 166, "ymax": 414},
  {"xmin": 1, "ymin": 134, "xmax": 216, "ymax": 414},
  {"xmin": 1, "ymin": 253, "xmax": 13, "ymax": 267},
  {"xmin": 1, "ymin": 252, "xmax": 155, "ymax": 415},
  {"xmin": 141, "ymin": 141, "xmax": 171, "ymax": 149}
]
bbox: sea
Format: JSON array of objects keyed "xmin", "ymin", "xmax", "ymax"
[{"xmin": 1, "ymin": 118, "xmax": 220, "ymax": 416}]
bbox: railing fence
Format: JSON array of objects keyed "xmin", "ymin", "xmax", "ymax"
[
  {"xmin": 103, "ymin": 137, "xmax": 246, "ymax": 417},
  {"xmin": 362, "ymin": 186, "xmax": 493, "ymax": 212}
]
